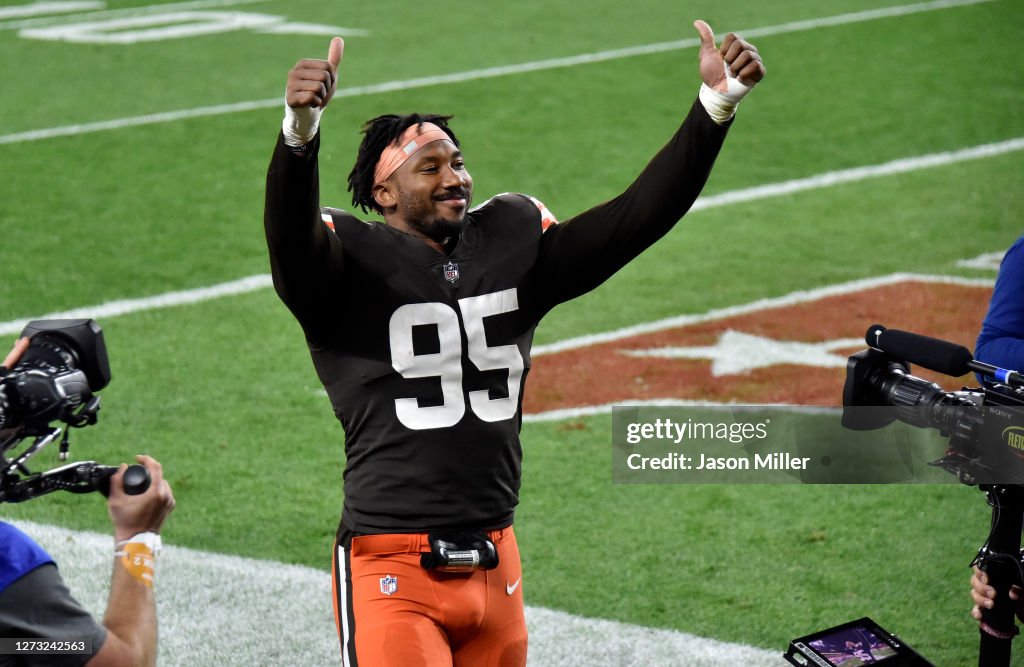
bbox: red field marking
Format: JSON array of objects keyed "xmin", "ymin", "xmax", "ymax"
[{"xmin": 524, "ymin": 280, "xmax": 992, "ymax": 412}]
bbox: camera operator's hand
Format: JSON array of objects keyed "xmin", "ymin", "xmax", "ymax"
[
  {"xmin": 89, "ymin": 455, "xmax": 174, "ymax": 667},
  {"xmin": 0, "ymin": 338, "xmax": 30, "ymax": 441},
  {"xmin": 970, "ymin": 566, "xmax": 1024, "ymax": 623},
  {"xmin": 107, "ymin": 455, "xmax": 175, "ymax": 543},
  {"xmin": 1, "ymin": 337, "xmax": 28, "ymax": 372}
]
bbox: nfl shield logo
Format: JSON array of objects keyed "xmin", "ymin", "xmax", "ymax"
[
  {"xmin": 380, "ymin": 575, "xmax": 398, "ymax": 596},
  {"xmin": 443, "ymin": 261, "xmax": 460, "ymax": 284}
]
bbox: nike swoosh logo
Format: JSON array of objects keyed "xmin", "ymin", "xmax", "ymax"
[{"xmin": 506, "ymin": 578, "xmax": 521, "ymax": 595}]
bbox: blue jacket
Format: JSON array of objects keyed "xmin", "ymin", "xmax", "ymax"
[
  {"xmin": 0, "ymin": 521, "xmax": 54, "ymax": 593},
  {"xmin": 976, "ymin": 235, "xmax": 1024, "ymax": 380}
]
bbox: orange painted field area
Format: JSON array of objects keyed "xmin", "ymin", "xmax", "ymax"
[{"xmin": 525, "ymin": 280, "xmax": 992, "ymax": 412}]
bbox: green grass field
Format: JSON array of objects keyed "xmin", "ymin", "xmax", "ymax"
[{"xmin": 1, "ymin": 0, "xmax": 1022, "ymax": 664}]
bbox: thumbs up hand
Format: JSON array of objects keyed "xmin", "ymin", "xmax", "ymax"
[
  {"xmin": 282, "ymin": 37, "xmax": 345, "ymax": 147},
  {"xmin": 694, "ymin": 20, "xmax": 764, "ymax": 93},
  {"xmin": 692, "ymin": 20, "xmax": 764, "ymax": 124},
  {"xmin": 287, "ymin": 37, "xmax": 345, "ymax": 109}
]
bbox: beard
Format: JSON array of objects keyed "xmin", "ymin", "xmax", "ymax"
[
  {"xmin": 397, "ymin": 187, "xmax": 471, "ymax": 242},
  {"xmin": 409, "ymin": 215, "xmax": 463, "ymax": 243}
]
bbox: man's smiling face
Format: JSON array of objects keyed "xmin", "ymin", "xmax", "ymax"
[{"xmin": 384, "ymin": 139, "xmax": 473, "ymax": 244}]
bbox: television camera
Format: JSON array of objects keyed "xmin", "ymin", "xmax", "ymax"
[
  {"xmin": 0, "ymin": 319, "xmax": 149, "ymax": 503},
  {"xmin": 843, "ymin": 324, "xmax": 1024, "ymax": 667}
]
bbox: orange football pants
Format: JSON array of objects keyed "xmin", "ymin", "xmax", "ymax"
[{"xmin": 331, "ymin": 526, "xmax": 528, "ymax": 667}]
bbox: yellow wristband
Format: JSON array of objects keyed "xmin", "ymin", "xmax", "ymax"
[
  {"xmin": 113, "ymin": 532, "xmax": 161, "ymax": 587},
  {"xmin": 115, "ymin": 543, "xmax": 155, "ymax": 587}
]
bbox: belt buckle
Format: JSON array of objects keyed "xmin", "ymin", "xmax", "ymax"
[{"xmin": 420, "ymin": 531, "xmax": 499, "ymax": 572}]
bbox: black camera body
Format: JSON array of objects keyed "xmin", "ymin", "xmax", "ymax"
[
  {"xmin": 842, "ymin": 347, "xmax": 1024, "ymax": 485},
  {"xmin": 0, "ymin": 319, "xmax": 109, "ymax": 432},
  {"xmin": 0, "ymin": 319, "xmax": 148, "ymax": 502}
]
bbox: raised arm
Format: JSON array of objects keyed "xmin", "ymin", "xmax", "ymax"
[
  {"xmin": 531, "ymin": 21, "xmax": 764, "ymax": 307},
  {"xmin": 264, "ymin": 38, "xmax": 348, "ymax": 334}
]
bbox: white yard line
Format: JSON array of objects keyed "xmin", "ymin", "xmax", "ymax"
[
  {"xmin": 957, "ymin": 251, "xmax": 1006, "ymax": 271},
  {"xmin": 0, "ymin": 0, "xmax": 996, "ymax": 145},
  {"xmin": 0, "ymin": 2, "xmax": 105, "ymax": 21},
  {"xmin": 0, "ymin": 141, "xmax": 1011, "ymax": 336},
  {"xmin": 690, "ymin": 138, "xmax": 1024, "ymax": 212},
  {"xmin": 0, "ymin": 274, "xmax": 272, "ymax": 336},
  {"xmin": 523, "ymin": 402, "xmax": 842, "ymax": 423},
  {"xmin": 0, "ymin": 0, "xmax": 272, "ymax": 30},
  {"xmin": 15, "ymin": 519, "xmax": 784, "ymax": 666}
]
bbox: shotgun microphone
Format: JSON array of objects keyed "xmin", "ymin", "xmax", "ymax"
[{"xmin": 865, "ymin": 324, "xmax": 1023, "ymax": 386}]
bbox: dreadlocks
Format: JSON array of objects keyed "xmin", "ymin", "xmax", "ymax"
[{"xmin": 346, "ymin": 113, "xmax": 459, "ymax": 215}]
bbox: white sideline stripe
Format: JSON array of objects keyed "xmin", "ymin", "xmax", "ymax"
[
  {"xmin": 0, "ymin": 137, "xmax": 1010, "ymax": 337},
  {"xmin": 13, "ymin": 519, "xmax": 783, "ymax": 666},
  {"xmin": 0, "ymin": 0, "xmax": 273, "ymax": 30},
  {"xmin": 0, "ymin": 0, "xmax": 995, "ymax": 145},
  {"xmin": 532, "ymin": 273, "xmax": 995, "ymax": 357}
]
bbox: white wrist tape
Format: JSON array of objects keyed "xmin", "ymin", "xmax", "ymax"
[
  {"xmin": 282, "ymin": 102, "xmax": 322, "ymax": 148},
  {"xmin": 698, "ymin": 65, "xmax": 753, "ymax": 125},
  {"xmin": 115, "ymin": 531, "xmax": 162, "ymax": 555}
]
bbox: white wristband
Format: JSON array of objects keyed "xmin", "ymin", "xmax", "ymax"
[
  {"xmin": 698, "ymin": 66, "xmax": 753, "ymax": 125},
  {"xmin": 115, "ymin": 531, "xmax": 162, "ymax": 555},
  {"xmin": 282, "ymin": 102, "xmax": 322, "ymax": 148}
]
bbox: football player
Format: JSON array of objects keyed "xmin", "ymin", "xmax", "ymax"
[{"xmin": 265, "ymin": 19, "xmax": 764, "ymax": 667}]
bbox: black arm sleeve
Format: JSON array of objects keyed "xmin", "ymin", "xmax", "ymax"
[
  {"xmin": 531, "ymin": 98, "xmax": 730, "ymax": 309},
  {"xmin": 0, "ymin": 565, "xmax": 106, "ymax": 667},
  {"xmin": 263, "ymin": 131, "xmax": 347, "ymax": 339}
]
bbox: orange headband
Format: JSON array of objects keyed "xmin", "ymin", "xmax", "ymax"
[{"xmin": 373, "ymin": 122, "xmax": 452, "ymax": 186}]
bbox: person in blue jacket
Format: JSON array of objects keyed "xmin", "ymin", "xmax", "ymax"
[{"xmin": 976, "ymin": 234, "xmax": 1024, "ymax": 378}]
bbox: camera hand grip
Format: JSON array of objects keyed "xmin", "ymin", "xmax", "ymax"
[
  {"xmin": 120, "ymin": 464, "xmax": 151, "ymax": 495},
  {"xmin": 94, "ymin": 463, "xmax": 151, "ymax": 496}
]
